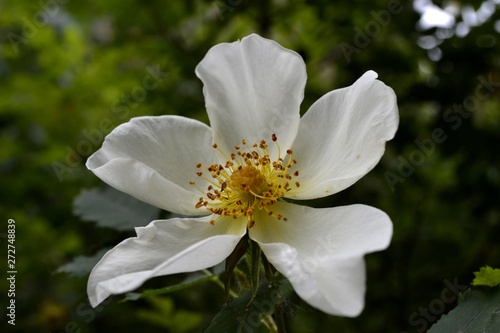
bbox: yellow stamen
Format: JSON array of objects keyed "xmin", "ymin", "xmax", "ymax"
[{"xmin": 190, "ymin": 134, "xmax": 299, "ymax": 227}]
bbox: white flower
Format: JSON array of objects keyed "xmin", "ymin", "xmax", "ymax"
[{"xmin": 86, "ymin": 34, "xmax": 398, "ymax": 317}]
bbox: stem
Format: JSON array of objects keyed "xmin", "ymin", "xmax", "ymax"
[
  {"xmin": 262, "ymin": 314, "xmax": 279, "ymax": 333},
  {"xmin": 224, "ymin": 234, "xmax": 249, "ymax": 301},
  {"xmin": 262, "ymin": 250, "xmax": 276, "ymax": 281},
  {"xmin": 202, "ymin": 269, "xmax": 238, "ymax": 298},
  {"xmin": 274, "ymin": 304, "xmax": 287, "ymax": 333}
]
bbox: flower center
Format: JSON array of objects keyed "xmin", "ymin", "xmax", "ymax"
[
  {"xmin": 190, "ymin": 134, "xmax": 300, "ymax": 228},
  {"xmin": 229, "ymin": 165, "xmax": 268, "ymax": 197}
]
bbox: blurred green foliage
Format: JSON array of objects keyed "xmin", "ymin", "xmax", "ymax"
[{"xmin": 1, "ymin": 0, "xmax": 499, "ymax": 332}]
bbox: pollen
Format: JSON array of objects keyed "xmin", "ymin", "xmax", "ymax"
[{"xmin": 190, "ymin": 134, "xmax": 299, "ymax": 228}]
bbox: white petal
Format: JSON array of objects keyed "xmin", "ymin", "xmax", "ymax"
[
  {"xmin": 86, "ymin": 116, "xmax": 217, "ymax": 215},
  {"xmin": 88, "ymin": 215, "xmax": 247, "ymax": 307},
  {"xmin": 195, "ymin": 34, "xmax": 306, "ymax": 157},
  {"xmin": 288, "ymin": 71, "xmax": 399, "ymax": 199},
  {"xmin": 249, "ymin": 202, "xmax": 392, "ymax": 316}
]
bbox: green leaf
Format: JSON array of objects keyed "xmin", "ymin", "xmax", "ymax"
[
  {"xmin": 56, "ymin": 248, "xmax": 109, "ymax": 277},
  {"xmin": 428, "ymin": 288, "xmax": 500, "ymax": 333},
  {"xmin": 205, "ymin": 278, "xmax": 293, "ymax": 333},
  {"xmin": 73, "ymin": 186, "xmax": 160, "ymax": 230},
  {"xmin": 473, "ymin": 266, "xmax": 500, "ymax": 287}
]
